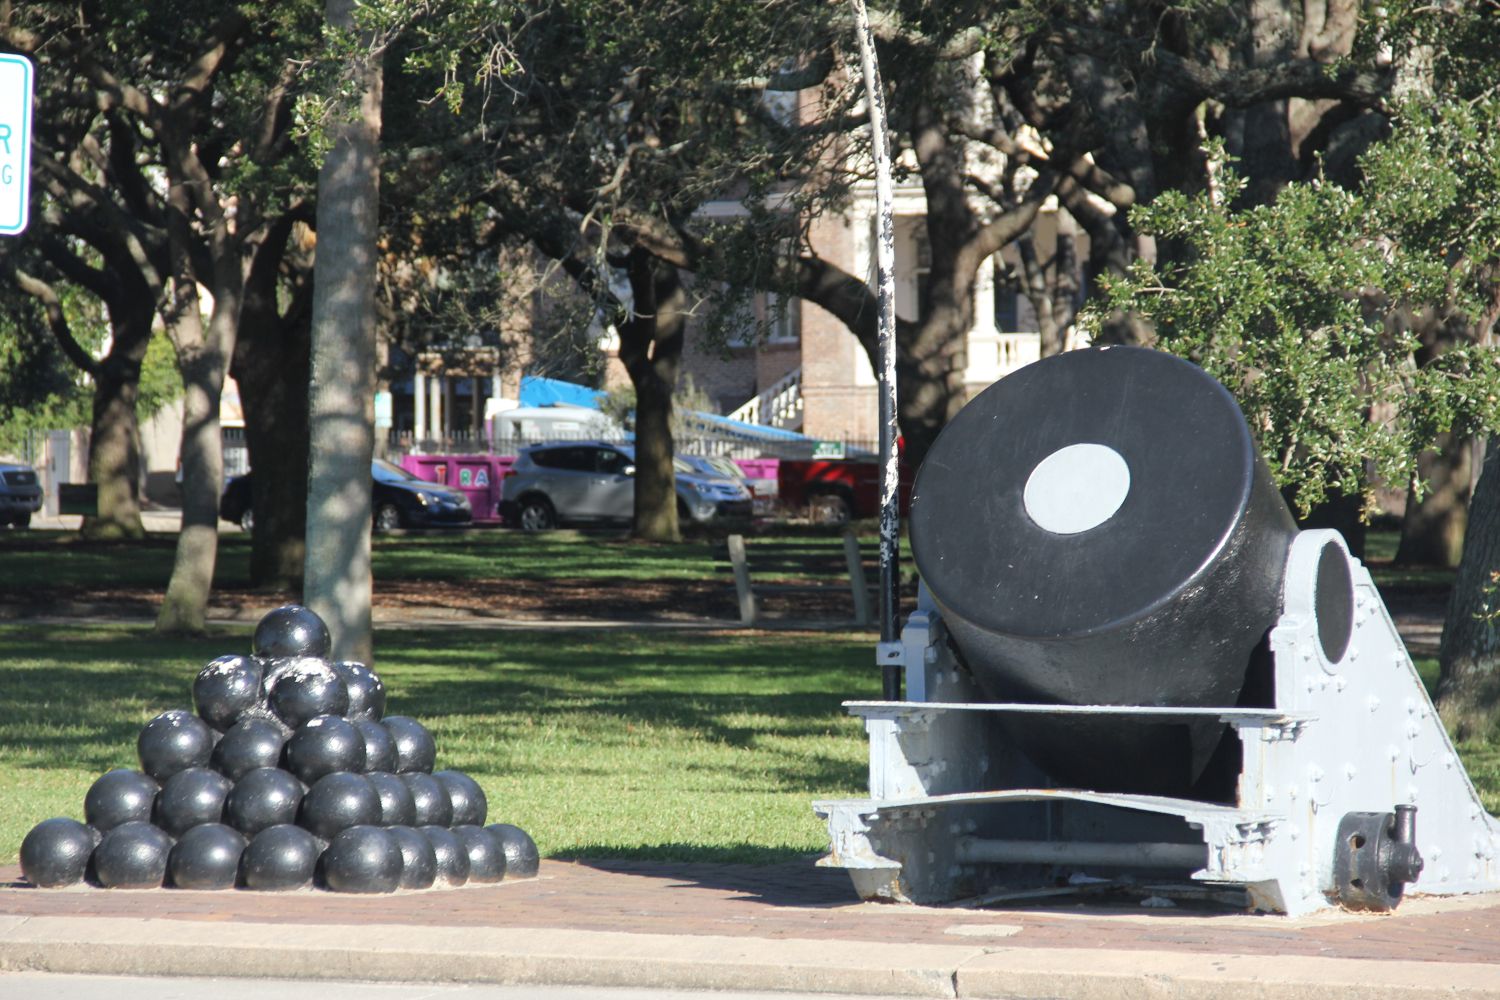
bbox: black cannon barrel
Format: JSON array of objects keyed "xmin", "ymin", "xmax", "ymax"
[{"xmin": 910, "ymin": 347, "xmax": 1297, "ymax": 797}]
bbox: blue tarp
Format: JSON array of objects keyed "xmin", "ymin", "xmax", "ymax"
[
  {"xmin": 682, "ymin": 409, "xmax": 811, "ymax": 442},
  {"xmin": 518, "ymin": 375, "xmax": 606, "ymax": 409},
  {"xmin": 517, "ymin": 374, "xmax": 812, "ymax": 443}
]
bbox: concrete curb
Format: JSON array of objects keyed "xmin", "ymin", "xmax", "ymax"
[
  {"xmin": 0, "ymin": 916, "xmax": 965, "ymax": 997},
  {"xmin": 2, "ymin": 915, "xmax": 1498, "ymax": 999}
]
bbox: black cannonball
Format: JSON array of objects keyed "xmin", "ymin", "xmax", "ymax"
[
  {"xmin": 224, "ymin": 767, "xmax": 304, "ymax": 837},
  {"xmin": 382, "ymin": 716, "xmax": 436, "ymax": 774},
  {"xmin": 284, "ymin": 715, "xmax": 366, "ymax": 784},
  {"xmin": 267, "ymin": 658, "xmax": 348, "ymax": 730},
  {"xmin": 85, "ymin": 769, "xmax": 160, "ymax": 832},
  {"xmin": 419, "ymin": 825, "xmax": 470, "ymax": 886},
  {"xmin": 484, "ymin": 823, "xmax": 540, "ymax": 879},
  {"xmin": 353, "ymin": 718, "xmax": 397, "ymax": 773},
  {"xmin": 252, "ymin": 604, "xmax": 331, "ymax": 659},
  {"xmin": 91, "ymin": 821, "xmax": 172, "ymax": 889},
  {"xmin": 452, "ymin": 824, "xmax": 505, "ymax": 883},
  {"xmin": 333, "ymin": 661, "xmax": 386, "ymax": 722},
  {"xmin": 20, "ymin": 818, "xmax": 99, "ymax": 888},
  {"xmin": 433, "ymin": 770, "xmax": 487, "ymax": 827},
  {"xmin": 401, "ymin": 771, "xmax": 452, "ymax": 827},
  {"xmin": 167, "ymin": 823, "xmax": 246, "ymax": 890},
  {"xmin": 192, "ymin": 655, "xmax": 264, "ymax": 731},
  {"xmin": 240, "ymin": 823, "xmax": 320, "ymax": 891},
  {"xmin": 155, "ymin": 767, "xmax": 232, "ymax": 837},
  {"xmin": 299, "ymin": 771, "xmax": 380, "ymax": 840},
  {"xmin": 320, "ymin": 825, "xmax": 402, "ymax": 894},
  {"xmin": 211, "ymin": 717, "xmax": 289, "ymax": 781},
  {"xmin": 366, "ymin": 771, "xmax": 417, "ymax": 827},
  {"xmin": 138, "ymin": 709, "xmax": 216, "ymax": 781},
  {"xmin": 387, "ymin": 825, "xmax": 437, "ymax": 890}
]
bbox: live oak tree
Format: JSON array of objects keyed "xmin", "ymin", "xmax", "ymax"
[
  {"xmin": 547, "ymin": 0, "xmax": 1411, "ymax": 472},
  {"xmin": 2, "ymin": 2, "xmax": 171, "ymax": 540},
  {"xmin": 1091, "ymin": 96, "xmax": 1500, "ymax": 737},
  {"xmin": 4, "ymin": 4, "xmax": 322, "ymax": 629},
  {"xmin": 393, "ymin": 0, "xmax": 848, "ymax": 540},
  {"xmin": 1087, "ymin": 147, "xmax": 1500, "ymax": 521}
]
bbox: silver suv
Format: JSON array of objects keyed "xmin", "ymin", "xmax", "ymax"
[
  {"xmin": 0, "ymin": 462, "xmax": 43, "ymax": 528},
  {"xmin": 499, "ymin": 441, "xmax": 753, "ymax": 531}
]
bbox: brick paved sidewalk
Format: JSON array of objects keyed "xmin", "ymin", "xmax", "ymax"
[{"xmin": 4, "ymin": 856, "xmax": 1499, "ymax": 966}]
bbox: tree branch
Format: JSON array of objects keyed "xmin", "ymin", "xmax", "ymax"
[{"xmin": 12, "ymin": 266, "xmax": 100, "ymax": 376}]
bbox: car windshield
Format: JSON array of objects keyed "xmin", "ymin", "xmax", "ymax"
[
  {"xmin": 372, "ymin": 458, "xmax": 420, "ymax": 483},
  {"xmin": 606, "ymin": 445, "xmax": 700, "ymax": 476}
]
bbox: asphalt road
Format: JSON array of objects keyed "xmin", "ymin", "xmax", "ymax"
[{"xmin": 0, "ymin": 974, "xmax": 897, "ymax": 1000}]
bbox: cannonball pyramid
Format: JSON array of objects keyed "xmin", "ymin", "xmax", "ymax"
[{"xmin": 19, "ymin": 604, "xmax": 539, "ymax": 894}]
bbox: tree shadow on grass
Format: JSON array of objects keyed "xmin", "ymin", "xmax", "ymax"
[{"xmin": 0, "ymin": 624, "xmax": 874, "ymax": 802}]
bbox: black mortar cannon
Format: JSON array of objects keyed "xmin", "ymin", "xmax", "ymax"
[
  {"xmin": 815, "ymin": 345, "xmax": 1493, "ymax": 914},
  {"xmin": 910, "ymin": 345, "xmax": 1298, "ymax": 800}
]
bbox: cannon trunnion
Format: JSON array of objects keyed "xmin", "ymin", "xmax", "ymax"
[{"xmin": 815, "ymin": 347, "xmax": 1500, "ymax": 914}]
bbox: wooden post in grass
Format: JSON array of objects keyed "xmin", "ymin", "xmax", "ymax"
[
  {"xmin": 728, "ymin": 534, "xmax": 757, "ymax": 625},
  {"xmin": 843, "ymin": 529, "xmax": 872, "ymax": 626}
]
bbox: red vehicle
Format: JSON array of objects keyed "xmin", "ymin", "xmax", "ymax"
[{"xmin": 763, "ymin": 455, "xmax": 914, "ymax": 524}]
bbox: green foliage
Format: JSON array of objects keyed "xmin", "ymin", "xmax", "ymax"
[
  {"xmin": 0, "ymin": 297, "xmax": 88, "ymax": 458},
  {"xmin": 0, "ymin": 291, "xmax": 180, "ymax": 459},
  {"xmin": 1087, "ymin": 104, "xmax": 1500, "ymax": 513}
]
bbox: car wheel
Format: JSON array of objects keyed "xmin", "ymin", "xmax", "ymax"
[
  {"xmin": 374, "ymin": 503, "xmax": 403, "ymax": 533},
  {"xmin": 518, "ymin": 497, "xmax": 556, "ymax": 533},
  {"xmin": 14, "ymin": 513, "xmax": 29, "ymax": 529},
  {"xmin": 809, "ymin": 493, "xmax": 851, "ymax": 526},
  {"xmin": 239, "ymin": 508, "xmax": 254, "ymax": 532}
]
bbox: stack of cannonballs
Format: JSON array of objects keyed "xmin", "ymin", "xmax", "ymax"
[{"xmin": 19, "ymin": 604, "xmax": 538, "ymax": 894}]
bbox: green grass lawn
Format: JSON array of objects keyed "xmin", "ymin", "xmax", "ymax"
[
  {"xmin": 0, "ymin": 524, "xmax": 880, "ymax": 593},
  {"xmin": 0, "ymin": 623, "xmax": 877, "ymax": 866},
  {"xmin": 3, "ymin": 524, "xmax": 1496, "ymax": 870}
]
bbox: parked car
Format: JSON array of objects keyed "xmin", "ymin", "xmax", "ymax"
[
  {"xmin": 775, "ymin": 454, "xmax": 915, "ymax": 524},
  {"xmin": 499, "ymin": 441, "xmax": 753, "ymax": 531},
  {"xmin": 0, "ymin": 462, "xmax": 43, "ymax": 528},
  {"xmin": 220, "ymin": 458, "xmax": 472, "ymax": 532}
]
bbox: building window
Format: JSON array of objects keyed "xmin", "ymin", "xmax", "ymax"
[
  {"xmin": 913, "ymin": 227, "xmax": 932, "ymax": 323},
  {"xmin": 725, "ymin": 291, "xmax": 799, "ymax": 348},
  {"xmin": 994, "ymin": 258, "xmax": 1020, "ymax": 333},
  {"xmin": 766, "ymin": 292, "xmax": 800, "ymax": 344}
]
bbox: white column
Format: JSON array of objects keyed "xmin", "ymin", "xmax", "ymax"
[
  {"xmin": 430, "ymin": 375, "xmax": 444, "ymax": 445},
  {"xmin": 413, "ymin": 372, "xmax": 427, "ymax": 446},
  {"xmin": 965, "ymin": 253, "xmax": 1002, "ymax": 385}
]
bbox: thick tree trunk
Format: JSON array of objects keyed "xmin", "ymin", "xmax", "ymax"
[
  {"xmin": 236, "ymin": 286, "xmax": 311, "ymax": 591},
  {"xmin": 1438, "ymin": 439, "xmax": 1500, "ymax": 741},
  {"xmin": 1396, "ymin": 435, "xmax": 1472, "ymax": 568},
  {"xmin": 895, "ymin": 312, "xmax": 969, "ymax": 473},
  {"xmin": 156, "ymin": 170, "xmax": 242, "ymax": 632},
  {"xmin": 304, "ymin": 0, "xmax": 383, "ymax": 664},
  {"xmin": 619, "ymin": 250, "xmax": 684, "ymax": 543},
  {"xmin": 156, "ymin": 258, "xmax": 239, "ymax": 632},
  {"xmin": 81, "ymin": 352, "xmax": 147, "ymax": 541},
  {"xmin": 157, "ymin": 338, "xmax": 229, "ymax": 633}
]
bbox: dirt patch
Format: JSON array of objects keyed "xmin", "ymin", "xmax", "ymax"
[{"xmin": 7, "ymin": 575, "xmax": 869, "ymax": 625}]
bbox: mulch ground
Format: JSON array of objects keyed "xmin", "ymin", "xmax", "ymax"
[{"xmin": 5, "ymin": 575, "xmax": 871, "ymax": 625}]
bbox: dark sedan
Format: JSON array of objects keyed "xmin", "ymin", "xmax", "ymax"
[{"xmin": 220, "ymin": 458, "xmax": 472, "ymax": 532}]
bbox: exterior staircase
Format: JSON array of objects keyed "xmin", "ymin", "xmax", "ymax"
[{"xmin": 728, "ymin": 367, "xmax": 803, "ymax": 431}]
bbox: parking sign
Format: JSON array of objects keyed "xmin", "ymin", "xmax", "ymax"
[{"xmin": 0, "ymin": 53, "xmax": 33, "ymax": 236}]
